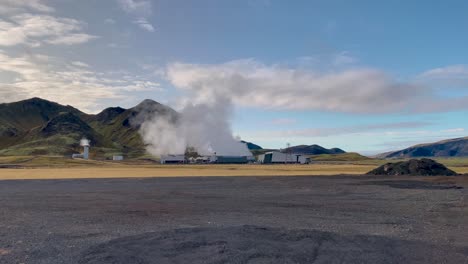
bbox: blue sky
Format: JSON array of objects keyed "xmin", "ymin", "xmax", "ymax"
[{"xmin": 0, "ymin": 0, "xmax": 467, "ymax": 154}]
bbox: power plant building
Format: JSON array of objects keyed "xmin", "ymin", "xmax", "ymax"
[
  {"xmin": 212, "ymin": 156, "xmax": 249, "ymax": 164},
  {"xmin": 113, "ymin": 155, "xmax": 124, "ymax": 161},
  {"xmin": 258, "ymin": 151, "xmax": 310, "ymax": 164},
  {"xmin": 160, "ymin": 155, "xmax": 186, "ymax": 164}
]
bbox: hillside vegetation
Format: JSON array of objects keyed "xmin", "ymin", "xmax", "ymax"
[
  {"xmin": 377, "ymin": 137, "xmax": 468, "ymax": 158},
  {"xmin": 0, "ymin": 98, "xmax": 176, "ymax": 157}
]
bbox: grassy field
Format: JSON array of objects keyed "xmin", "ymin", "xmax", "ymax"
[
  {"xmin": 0, "ymin": 155, "xmax": 467, "ymax": 180},
  {"xmin": 0, "ymin": 164, "xmax": 378, "ymax": 180}
]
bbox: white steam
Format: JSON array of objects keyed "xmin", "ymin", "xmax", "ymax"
[
  {"xmin": 139, "ymin": 97, "xmax": 251, "ymax": 156},
  {"xmin": 80, "ymin": 138, "xmax": 90, "ymax": 146}
]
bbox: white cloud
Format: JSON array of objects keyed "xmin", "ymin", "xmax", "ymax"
[
  {"xmin": 118, "ymin": 0, "xmax": 155, "ymax": 32},
  {"xmin": 0, "ymin": 52, "xmax": 162, "ymax": 112},
  {"xmin": 71, "ymin": 61, "xmax": 90, "ymax": 68},
  {"xmin": 134, "ymin": 18, "xmax": 155, "ymax": 32},
  {"xmin": 166, "ymin": 59, "xmax": 468, "ymax": 114},
  {"xmin": 418, "ymin": 65, "xmax": 468, "ymax": 88},
  {"xmin": 420, "ymin": 65, "xmax": 468, "ymax": 79},
  {"xmin": 166, "ymin": 59, "xmax": 428, "ymax": 113},
  {"xmin": 0, "ymin": 0, "xmax": 54, "ymax": 14},
  {"xmin": 0, "ymin": 14, "xmax": 98, "ymax": 47},
  {"xmin": 46, "ymin": 33, "xmax": 98, "ymax": 45},
  {"xmin": 118, "ymin": 0, "xmax": 151, "ymax": 16}
]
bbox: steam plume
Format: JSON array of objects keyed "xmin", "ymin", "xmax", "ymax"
[{"xmin": 139, "ymin": 97, "xmax": 251, "ymax": 156}]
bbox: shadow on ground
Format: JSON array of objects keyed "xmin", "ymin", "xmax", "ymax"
[{"xmin": 80, "ymin": 225, "xmax": 468, "ymax": 264}]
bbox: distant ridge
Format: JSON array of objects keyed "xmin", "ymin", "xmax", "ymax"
[
  {"xmin": 376, "ymin": 137, "xmax": 468, "ymax": 158},
  {"xmin": 284, "ymin": 144, "xmax": 346, "ymax": 155}
]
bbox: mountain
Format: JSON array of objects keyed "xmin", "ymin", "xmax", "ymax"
[
  {"xmin": 376, "ymin": 137, "xmax": 468, "ymax": 158},
  {"xmin": 283, "ymin": 144, "xmax": 346, "ymax": 155},
  {"xmin": 241, "ymin": 140, "xmax": 262, "ymax": 150},
  {"xmin": 0, "ymin": 98, "xmax": 177, "ymax": 157}
]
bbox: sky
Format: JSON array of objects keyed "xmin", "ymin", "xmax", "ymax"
[{"xmin": 0, "ymin": 0, "xmax": 467, "ymax": 154}]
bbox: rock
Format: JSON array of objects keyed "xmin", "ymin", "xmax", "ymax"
[{"xmin": 367, "ymin": 158, "xmax": 458, "ymax": 176}]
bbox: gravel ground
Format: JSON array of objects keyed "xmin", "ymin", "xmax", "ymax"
[{"xmin": 0, "ymin": 175, "xmax": 467, "ymax": 263}]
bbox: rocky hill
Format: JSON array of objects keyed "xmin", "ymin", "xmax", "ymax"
[
  {"xmin": 377, "ymin": 137, "xmax": 468, "ymax": 158},
  {"xmin": 0, "ymin": 98, "xmax": 177, "ymax": 157},
  {"xmin": 367, "ymin": 159, "xmax": 458, "ymax": 176}
]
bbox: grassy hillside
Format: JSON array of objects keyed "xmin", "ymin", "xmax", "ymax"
[
  {"xmin": 377, "ymin": 137, "xmax": 468, "ymax": 158},
  {"xmin": 0, "ymin": 98, "xmax": 177, "ymax": 158},
  {"xmin": 311, "ymin": 152, "xmax": 372, "ymax": 162}
]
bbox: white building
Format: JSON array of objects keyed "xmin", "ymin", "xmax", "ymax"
[
  {"xmin": 72, "ymin": 154, "xmax": 84, "ymax": 159},
  {"xmin": 160, "ymin": 154, "xmax": 186, "ymax": 164},
  {"xmin": 113, "ymin": 155, "xmax": 124, "ymax": 161},
  {"xmin": 257, "ymin": 151, "xmax": 310, "ymax": 164}
]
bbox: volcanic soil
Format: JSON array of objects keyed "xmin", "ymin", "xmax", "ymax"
[{"xmin": 1, "ymin": 175, "xmax": 468, "ymax": 263}]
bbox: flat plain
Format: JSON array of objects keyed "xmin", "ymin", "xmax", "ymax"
[
  {"xmin": 0, "ymin": 156, "xmax": 467, "ymax": 180},
  {"xmin": 1, "ymin": 175, "xmax": 468, "ymax": 263},
  {"xmin": 1, "ymin": 156, "xmax": 468, "ymax": 263}
]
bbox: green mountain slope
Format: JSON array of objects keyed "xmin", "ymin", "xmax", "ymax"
[
  {"xmin": 0, "ymin": 98, "xmax": 176, "ymax": 157},
  {"xmin": 377, "ymin": 137, "xmax": 468, "ymax": 158}
]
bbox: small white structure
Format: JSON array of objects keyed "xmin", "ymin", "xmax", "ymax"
[
  {"xmin": 258, "ymin": 151, "xmax": 310, "ymax": 164},
  {"xmin": 161, "ymin": 154, "xmax": 186, "ymax": 164},
  {"xmin": 72, "ymin": 154, "xmax": 84, "ymax": 159},
  {"xmin": 72, "ymin": 138, "xmax": 91, "ymax": 160},
  {"xmin": 113, "ymin": 155, "xmax": 124, "ymax": 161},
  {"xmin": 80, "ymin": 138, "xmax": 90, "ymax": 160}
]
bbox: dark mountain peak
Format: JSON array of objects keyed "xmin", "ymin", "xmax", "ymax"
[
  {"xmin": 94, "ymin": 107, "xmax": 127, "ymax": 123},
  {"xmin": 329, "ymin": 148, "xmax": 346, "ymax": 154},
  {"xmin": 127, "ymin": 99, "xmax": 178, "ymax": 128},
  {"xmin": 284, "ymin": 144, "xmax": 346, "ymax": 155},
  {"xmin": 135, "ymin": 99, "xmax": 162, "ymax": 109},
  {"xmin": 0, "ymin": 97, "xmax": 85, "ymax": 132}
]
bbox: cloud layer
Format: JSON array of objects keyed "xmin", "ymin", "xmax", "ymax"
[
  {"xmin": 0, "ymin": 1, "xmax": 97, "ymax": 47},
  {"xmin": 118, "ymin": 0, "xmax": 155, "ymax": 32},
  {"xmin": 166, "ymin": 60, "xmax": 424, "ymax": 113},
  {"xmin": 166, "ymin": 59, "xmax": 468, "ymax": 114},
  {"xmin": 0, "ymin": 51, "xmax": 161, "ymax": 112}
]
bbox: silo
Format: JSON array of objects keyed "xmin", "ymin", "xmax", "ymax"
[{"xmin": 80, "ymin": 138, "xmax": 90, "ymax": 160}]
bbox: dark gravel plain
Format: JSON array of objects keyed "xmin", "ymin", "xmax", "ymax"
[{"xmin": 1, "ymin": 175, "xmax": 467, "ymax": 263}]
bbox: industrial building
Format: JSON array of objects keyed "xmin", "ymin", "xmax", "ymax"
[
  {"xmin": 160, "ymin": 154, "xmax": 186, "ymax": 164},
  {"xmin": 257, "ymin": 151, "xmax": 310, "ymax": 164},
  {"xmin": 112, "ymin": 155, "xmax": 124, "ymax": 161},
  {"xmin": 212, "ymin": 156, "xmax": 249, "ymax": 164},
  {"xmin": 162, "ymin": 154, "xmax": 255, "ymax": 164}
]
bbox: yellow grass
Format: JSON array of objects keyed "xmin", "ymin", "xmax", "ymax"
[
  {"xmin": 0, "ymin": 164, "xmax": 377, "ymax": 180},
  {"xmin": 1, "ymin": 155, "xmax": 467, "ymax": 180}
]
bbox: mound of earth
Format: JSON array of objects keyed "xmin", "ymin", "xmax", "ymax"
[
  {"xmin": 79, "ymin": 225, "xmax": 466, "ymax": 264},
  {"xmin": 367, "ymin": 158, "xmax": 457, "ymax": 176}
]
